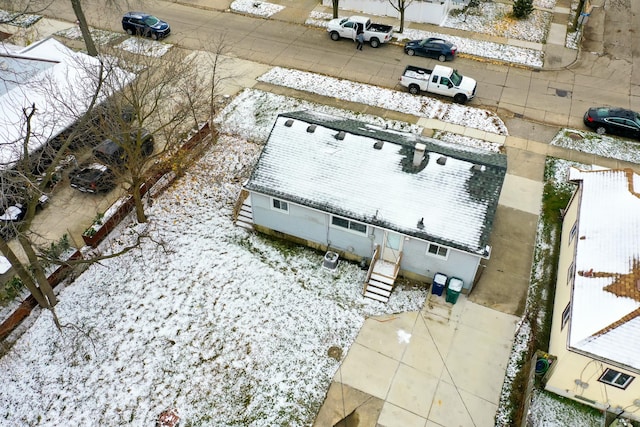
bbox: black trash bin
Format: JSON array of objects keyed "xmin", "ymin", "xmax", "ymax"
[
  {"xmin": 446, "ymin": 277, "xmax": 464, "ymax": 304},
  {"xmin": 431, "ymin": 272, "xmax": 447, "ymax": 296}
]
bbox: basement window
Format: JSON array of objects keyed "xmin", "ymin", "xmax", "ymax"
[
  {"xmin": 599, "ymin": 369, "xmax": 634, "ymax": 389},
  {"xmin": 271, "ymin": 198, "xmax": 289, "ymax": 213},
  {"xmin": 426, "ymin": 243, "xmax": 448, "ymax": 259}
]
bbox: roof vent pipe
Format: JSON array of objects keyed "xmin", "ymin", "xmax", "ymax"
[
  {"xmin": 284, "ymin": 119, "xmax": 294, "ymax": 127},
  {"xmin": 307, "ymin": 125, "xmax": 316, "ymax": 133},
  {"xmin": 437, "ymin": 156, "xmax": 447, "ymax": 165},
  {"xmin": 413, "ymin": 143, "xmax": 426, "ymax": 166},
  {"xmin": 335, "ymin": 131, "xmax": 346, "ymax": 140},
  {"xmin": 373, "ymin": 141, "xmax": 384, "ymax": 150}
]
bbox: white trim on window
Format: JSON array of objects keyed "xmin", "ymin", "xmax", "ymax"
[
  {"xmin": 561, "ymin": 303, "xmax": 570, "ymax": 330},
  {"xmin": 599, "ymin": 368, "xmax": 634, "ymax": 389},
  {"xmin": 426, "ymin": 243, "xmax": 448, "ymax": 259},
  {"xmin": 569, "ymin": 222, "xmax": 578, "ymax": 244},
  {"xmin": 271, "ymin": 197, "xmax": 289, "ymax": 213},
  {"xmin": 567, "ymin": 261, "xmax": 575, "ymax": 286},
  {"xmin": 330, "ymin": 215, "xmax": 367, "ymax": 235}
]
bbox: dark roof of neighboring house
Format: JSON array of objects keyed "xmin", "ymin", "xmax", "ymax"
[{"xmin": 244, "ymin": 110, "xmax": 507, "ymax": 256}]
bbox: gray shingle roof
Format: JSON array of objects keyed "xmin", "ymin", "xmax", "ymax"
[{"xmin": 245, "ymin": 111, "xmax": 507, "ymax": 255}]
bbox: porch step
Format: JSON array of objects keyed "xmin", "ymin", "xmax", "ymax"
[
  {"xmin": 370, "ymin": 272, "xmax": 394, "ymax": 286},
  {"xmin": 235, "ymin": 200, "xmax": 254, "ymax": 230},
  {"xmin": 363, "ymin": 278, "xmax": 392, "ymax": 303},
  {"xmin": 363, "ymin": 291, "xmax": 389, "ymax": 303}
]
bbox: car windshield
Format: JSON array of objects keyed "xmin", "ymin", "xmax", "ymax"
[
  {"xmin": 632, "ymin": 112, "xmax": 640, "ymax": 127},
  {"xmin": 143, "ymin": 16, "xmax": 160, "ymax": 26},
  {"xmin": 450, "ymin": 70, "xmax": 463, "ymax": 86}
]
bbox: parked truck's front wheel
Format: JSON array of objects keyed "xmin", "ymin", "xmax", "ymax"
[
  {"xmin": 453, "ymin": 93, "xmax": 468, "ymax": 104},
  {"xmin": 370, "ymin": 38, "xmax": 380, "ymax": 48},
  {"xmin": 330, "ymin": 31, "xmax": 340, "ymax": 41},
  {"xmin": 408, "ymin": 84, "xmax": 420, "ymax": 95}
]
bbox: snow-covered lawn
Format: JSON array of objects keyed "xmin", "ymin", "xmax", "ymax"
[
  {"xmin": 259, "ymin": 67, "xmax": 509, "ymax": 135},
  {"xmin": 0, "ymin": 90, "xmax": 433, "ymax": 426}
]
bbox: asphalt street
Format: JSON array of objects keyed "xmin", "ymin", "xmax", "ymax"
[{"xmin": 35, "ymin": 0, "xmax": 637, "ymax": 136}]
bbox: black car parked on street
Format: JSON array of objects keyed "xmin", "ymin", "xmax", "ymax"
[
  {"xmin": 583, "ymin": 107, "xmax": 640, "ymax": 140},
  {"xmin": 122, "ymin": 12, "xmax": 170, "ymax": 40},
  {"xmin": 404, "ymin": 37, "xmax": 457, "ymax": 62}
]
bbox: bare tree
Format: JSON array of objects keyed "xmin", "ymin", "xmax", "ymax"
[
  {"xmin": 388, "ymin": 0, "xmax": 415, "ymax": 33},
  {"xmin": 0, "ymin": 40, "xmax": 122, "ymax": 324},
  {"xmin": 83, "ymin": 39, "xmax": 229, "ymax": 223}
]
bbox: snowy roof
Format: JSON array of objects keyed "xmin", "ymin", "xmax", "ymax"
[
  {"xmin": 568, "ymin": 168, "xmax": 640, "ymax": 371},
  {"xmin": 245, "ymin": 111, "xmax": 507, "ymax": 255},
  {"xmin": 0, "ymin": 37, "xmax": 132, "ymax": 169}
]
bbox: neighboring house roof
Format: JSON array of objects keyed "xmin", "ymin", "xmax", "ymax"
[
  {"xmin": 568, "ymin": 168, "xmax": 640, "ymax": 371},
  {"xmin": 0, "ymin": 37, "xmax": 132, "ymax": 169},
  {"xmin": 245, "ymin": 111, "xmax": 507, "ymax": 256}
]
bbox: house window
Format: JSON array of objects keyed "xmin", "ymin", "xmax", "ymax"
[
  {"xmin": 427, "ymin": 243, "xmax": 448, "ymax": 259},
  {"xmin": 567, "ymin": 262, "xmax": 575, "ymax": 286},
  {"xmin": 561, "ymin": 303, "xmax": 571, "ymax": 330},
  {"xmin": 331, "ymin": 216, "xmax": 367, "ymax": 234},
  {"xmin": 599, "ymin": 369, "xmax": 634, "ymax": 389},
  {"xmin": 569, "ymin": 222, "xmax": 578, "ymax": 244},
  {"xmin": 271, "ymin": 198, "xmax": 288, "ymax": 213}
]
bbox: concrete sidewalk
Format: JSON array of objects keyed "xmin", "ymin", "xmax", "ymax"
[{"xmin": 314, "ymin": 295, "xmax": 519, "ymax": 427}]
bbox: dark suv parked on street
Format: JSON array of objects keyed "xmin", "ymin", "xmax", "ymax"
[{"xmin": 122, "ymin": 12, "xmax": 170, "ymax": 40}]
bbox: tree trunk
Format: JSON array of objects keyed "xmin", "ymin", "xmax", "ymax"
[
  {"xmin": 0, "ymin": 239, "xmax": 51, "ymax": 308},
  {"xmin": 70, "ymin": 0, "xmax": 98, "ymax": 57},
  {"xmin": 132, "ymin": 176, "xmax": 148, "ymax": 223},
  {"xmin": 18, "ymin": 234, "xmax": 57, "ymax": 307},
  {"xmin": 400, "ymin": 8, "xmax": 405, "ymax": 33},
  {"xmin": 332, "ymin": 0, "xmax": 339, "ymax": 19}
]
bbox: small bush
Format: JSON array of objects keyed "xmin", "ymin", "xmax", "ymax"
[
  {"xmin": 0, "ymin": 277, "xmax": 24, "ymax": 304},
  {"xmin": 512, "ymin": 0, "xmax": 534, "ymax": 19}
]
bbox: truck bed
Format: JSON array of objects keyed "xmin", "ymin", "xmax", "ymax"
[
  {"xmin": 403, "ymin": 65, "xmax": 432, "ymax": 80},
  {"xmin": 368, "ymin": 23, "xmax": 393, "ymax": 33}
]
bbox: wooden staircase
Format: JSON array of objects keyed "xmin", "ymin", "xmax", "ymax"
[
  {"xmin": 234, "ymin": 190, "xmax": 254, "ymax": 231},
  {"xmin": 363, "ymin": 245, "xmax": 401, "ymax": 303}
]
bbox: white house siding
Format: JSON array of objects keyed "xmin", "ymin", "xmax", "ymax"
[
  {"xmin": 546, "ymin": 178, "xmax": 640, "ymax": 420},
  {"xmin": 547, "ymin": 186, "xmax": 579, "ymax": 360},
  {"xmin": 322, "ymin": 0, "xmax": 454, "ymax": 26},
  {"xmin": 250, "ymin": 193, "xmax": 374, "ymax": 256},
  {"xmin": 545, "ymin": 350, "xmax": 640, "ymax": 418},
  {"xmin": 251, "ymin": 192, "xmax": 481, "ymax": 287},
  {"xmin": 399, "ymin": 235, "xmax": 479, "ymax": 288}
]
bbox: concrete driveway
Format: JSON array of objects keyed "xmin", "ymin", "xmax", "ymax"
[{"xmin": 314, "ymin": 295, "xmax": 519, "ymax": 427}]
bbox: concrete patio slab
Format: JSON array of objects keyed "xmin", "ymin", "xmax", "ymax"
[
  {"xmin": 386, "ymin": 363, "xmax": 439, "ymax": 418},
  {"xmin": 354, "ymin": 313, "xmax": 418, "ymax": 360},
  {"xmin": 320, "ymin": 297, "xmax": 519, "ymax": 426},
  {"xmin": 378, "ymin": 402, "xmax": 427, "ymax": 427},
  {"xmin": 334, "ymin": 342, "xmax": 398, "ymax": 400}
]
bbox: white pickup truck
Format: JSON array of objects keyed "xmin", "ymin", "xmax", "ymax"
[
  {"xmin": 399, "ymin": 64, "xmax": 477, "ymax": 104},
  {"xmin": 327, "ymin": 16, "xmax": 394, "ymax": 48}
]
